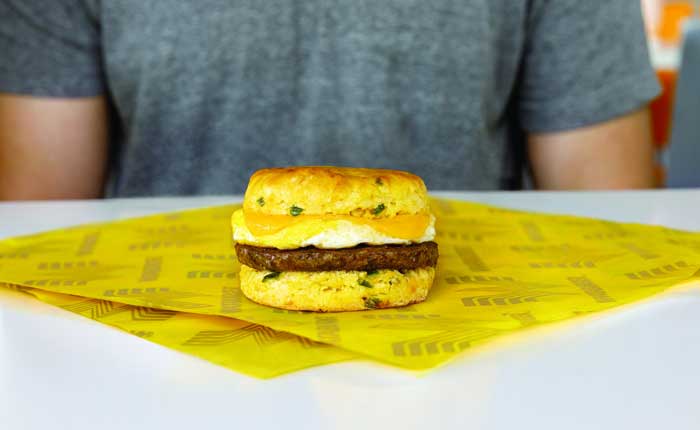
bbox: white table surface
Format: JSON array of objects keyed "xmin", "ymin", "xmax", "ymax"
[{"xmin": 1, "ymin": 190, "xmax": 699, "ymax": 430}]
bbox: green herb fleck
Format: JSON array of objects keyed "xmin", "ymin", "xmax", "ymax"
[
  {"xmin": 375, "ymin": 177, "xmax": 383, "ymax": 186},
  {"xmin": 290, "ymin": 205, "xmax": 304, "ymax": 216},
  {"xmin": 366, "ymin": 270, "xmax": 379, "ymax": 276},
  {"xmin": 262, "ymin": 272, "xmax": 280, "ymax": 282},
  {"xmin": 372, "ymin": 203, "xmax": 386, "ymax": 216},
  {"xmin": 363, "ymin": 296, "xmax": 381, "ymax": 309},
  {"xmin": 256, "ymin": 197, "xmax": 265, "ymax": 207},
  {"xmin": 358, "ymin": 279, "xmax": 373, "ymax": 288}
]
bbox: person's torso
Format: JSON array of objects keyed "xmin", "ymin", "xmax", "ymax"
[{"xmin": 96, "ymin": 0, "xmax": 529, "ymax": 196}]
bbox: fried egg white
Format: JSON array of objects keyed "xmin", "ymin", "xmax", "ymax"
[{"xmin": 231, "ymin": 209, "xmax": 435, "ymax": 250}]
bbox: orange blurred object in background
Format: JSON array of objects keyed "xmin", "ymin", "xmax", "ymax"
[
  {"xmin": 650, "ymin": 69, "xmax": 677, "ymax": 148},
  {"xmin": 657, "ymin": 2, "xmax": 694, "ymax": 43},
  {"xmin": 648, "ymin": 2, "xmax": 693, "ymax": 149}
]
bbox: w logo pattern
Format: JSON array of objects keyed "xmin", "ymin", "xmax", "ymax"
[
  {"xmin": 461, "ymin": 294, "xmax": 552, "ymax": 306},
  {"xmin": 625, "ymin": 261, "xmax": 690, "ymax": 280},
  {"xmin": 61, "ymin": 299, "xmax": 129, "ymax": 319},
  {"xmin": 183, "ymin": 324, "xmax": 294, "ymax": 347},
  {"xmin": 392, "ymin": 328, "xmax": 497, "ymax": 357}
]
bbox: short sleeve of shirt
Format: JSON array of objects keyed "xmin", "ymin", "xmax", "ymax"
[
  {"xmin": 519, "ymin": 0, "xmax": 661, "ymax": 133},
  {"xmin": 0, "ymin": 0, "xmax": 104, "ymax": 97}
]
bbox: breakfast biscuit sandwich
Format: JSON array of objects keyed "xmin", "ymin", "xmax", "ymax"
[{"xmin": 231, "ymin": 166, "xmax": 438, "ymax": 311}]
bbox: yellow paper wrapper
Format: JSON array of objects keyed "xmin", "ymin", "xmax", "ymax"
[
  {"xmin": 0, "ymin": 199, "xmax": 698, "ymax": 373},
  {"xmin": 0, "ymin": 284, "xmax": 355, "ymax": 378}
]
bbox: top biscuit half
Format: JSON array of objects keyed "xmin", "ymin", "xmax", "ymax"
[{"xmin": 242, "ymin": 166, "xmax": 430, "ymax": 218}]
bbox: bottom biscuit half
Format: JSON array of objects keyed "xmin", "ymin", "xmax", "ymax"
[{"xmin": 238, "ymin": 265, "xmax": 436, "ymax": 312}]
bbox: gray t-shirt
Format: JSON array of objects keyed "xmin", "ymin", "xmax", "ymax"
[{"xmin": 0, "ymin": 0, "xmax": 659, "ymax": 196}]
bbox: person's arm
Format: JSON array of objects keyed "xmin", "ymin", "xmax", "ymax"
[
  {"xmin": 0, "ymin": 95, "xmax": 109, "ymax": 200},
  {"xmin": 527, "ymin": 108, "xmax": 655, "ymax": 190},
  {"xmin": 0, "ymin": 1, "xmax": 107, "ymax": 200},
  {"xmin": 518, "ymin": 1, "xmax": 660, "ymax": 190}
]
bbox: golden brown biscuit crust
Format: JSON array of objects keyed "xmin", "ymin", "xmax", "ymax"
[
  {"xmin": 243, "ymin": 166, "xmax": 430, "ymax": 218},
  {"xmin": 239, "ymin": 265, "xmax": 435, "ymax": 312}
]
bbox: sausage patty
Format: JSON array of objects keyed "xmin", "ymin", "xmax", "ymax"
[{"xmin": 235, "ymin": 242, "xmax": 438, "ymax": 272}]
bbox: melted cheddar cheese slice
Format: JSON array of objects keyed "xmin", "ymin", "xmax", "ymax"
[{"xmin": 231, "ymin": 210, "xmax": 435, "ymax": 250}]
